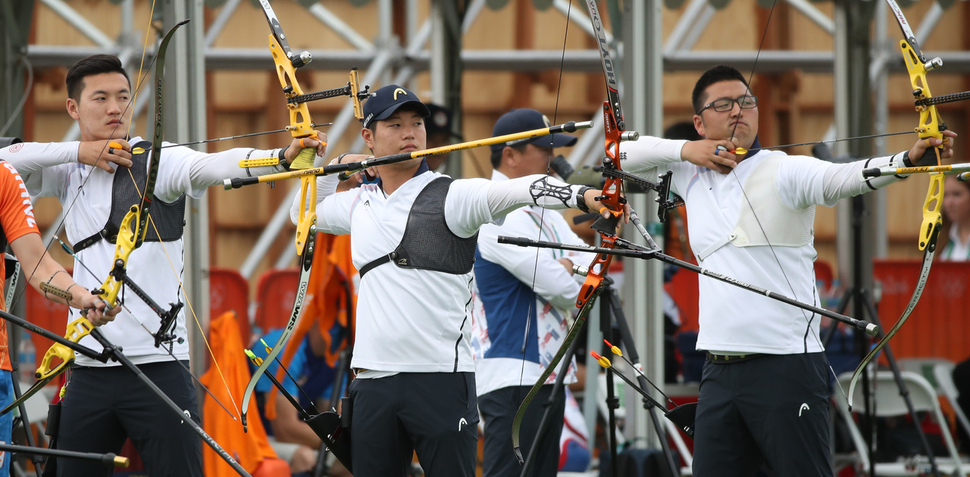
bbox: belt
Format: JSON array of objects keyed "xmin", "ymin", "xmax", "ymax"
[{"xmin": 706, "ymin": 352, "xmax": 764, "ymax": 364}]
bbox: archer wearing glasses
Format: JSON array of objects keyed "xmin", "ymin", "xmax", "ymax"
[
  {"xmin": 605, "ymin": 64, "xmax": 955, "ymax": 477},
  {"xmin": 696, "ymin": 94, "xmax": 758, "ymax": 114}
]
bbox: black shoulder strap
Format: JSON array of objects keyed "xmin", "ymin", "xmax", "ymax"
[{"xmin": 74, "ymin": 141, "xmax": 186, "ymax": 253}]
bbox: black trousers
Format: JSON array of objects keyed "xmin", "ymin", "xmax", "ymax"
[
  {"xmin": 349, "ymin": 372, "xmax": 479, "ymax": 477},
  {"xmin": 692, "ymin": 352, "xmax": 833, "ymax": 477},
  {"xmin": 479, "ymin": 385, "xmax": 565, "ymax": 477},
  {"xmin": 55, "ymin": 361, "xmax": 202, "ymax": 477}
]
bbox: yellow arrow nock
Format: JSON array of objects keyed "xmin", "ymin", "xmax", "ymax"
[
  {"xmin": 590, "ymin": 351, "xmax": 612, "ymax": 369},
  {"xmin": 260, "ymin": 337, "xmax": 274, "ymax": 355},
  {"xmin": 604, "ymin": 339, "xmax": 623, "ymax": 358},
  {"xmin": 244, "ymin": 349, "xmax": 263, "ymax": 366}
]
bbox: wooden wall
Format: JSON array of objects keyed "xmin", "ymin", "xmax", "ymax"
[{"xmin": 21, "ymin": 0, "xmax": 970, "ymax": 303}]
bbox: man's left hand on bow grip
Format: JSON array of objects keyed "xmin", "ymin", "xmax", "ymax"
[
  {"xmin": 584, "ymin": 188, "xmax": 630, "ymax": 226},
  {"xmin": 79, "ymin": 292, "xmax": 122, "ymax": 326},
  {"xmin": 285, "ymin": 132, "xmax": 328, "ymax": 169}
]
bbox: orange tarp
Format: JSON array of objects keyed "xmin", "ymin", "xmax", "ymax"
[
  {"xmin": 872, "ymin": 259, "xmax": 970, "ymax": 363},
  {"xmin": 200, "ymin": 311, "xmax": 280, "ymax": 476}
]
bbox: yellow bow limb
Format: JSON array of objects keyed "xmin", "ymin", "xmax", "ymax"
[
  {"xmin": 269, "ymin": 34, "xmax": 317, "ymax": 171},
  {"xmin": 35, "ymin": 317, "xmax": 95, "ymax": 380},
  {"xmin": 96, "ymin": 206, "xmax": 142, "ymax": 307},
  {"xmin": 919, "ymin": 172, "xmax": 944, "ymax": 251}
]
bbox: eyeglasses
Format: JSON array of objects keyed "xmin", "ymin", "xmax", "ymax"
[{"xmin": 696, "ymin": 95, "xmax": 758, "ymax": 114}]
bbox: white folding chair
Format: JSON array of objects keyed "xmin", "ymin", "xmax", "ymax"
[
  {"xmin": 898, "ymin": 357, "xmax": 951, "ymax": 383},
  {"xmin": 835, "ymin": 370, "xmax": 967, "ymax": 477}
]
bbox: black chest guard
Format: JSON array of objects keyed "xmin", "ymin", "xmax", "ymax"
[
  {"xmin": 73, "ymin": 141, "xmax": 186, "ymax": 253},
  {"xmin": 358, "ymin": 177, "xmax": 478, "ymax": 278}
]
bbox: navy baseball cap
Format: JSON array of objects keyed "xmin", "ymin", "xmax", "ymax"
[
  {"xmin": 490, "ymin": 109, "xmax": 577, "ymax": 153},
  {"xmin": 361, "ymin": 84, "xmax": 431, "ymax": 129}
]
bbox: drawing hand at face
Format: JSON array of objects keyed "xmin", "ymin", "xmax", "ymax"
[{"xmin": 78, "ymin": 140, "xmax": 133, "ymax": 172}]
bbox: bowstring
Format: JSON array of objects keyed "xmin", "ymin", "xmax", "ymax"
[
  {"xmin": 728, "ymin": 0, "xmax": 848, "ymax": 399},
  {"xmin": 516, "ymin": 0, "xmax": 575, "ymax": 403},
  {"xmin": 10, "ymin": 0, "xmax": 163, "ymax": 324},
  {"xmin": 9, "ymin": 20, "xmax": 161, "ymax": 315},
  {"xmin": 10, "ymin": 4, "xmax": 242, "ymax": 421},
  {"xmin": 118, "ymin": 7, "xmax": 243, "ymax": 420},
  {"xmin": 53, "ymin": 235, "xmax": 239, "ymax": 420}
]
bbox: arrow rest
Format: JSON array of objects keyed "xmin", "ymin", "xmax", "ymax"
[{"xmin": 655, "ymin": 171, "xmax": 684, "ymax": 224}]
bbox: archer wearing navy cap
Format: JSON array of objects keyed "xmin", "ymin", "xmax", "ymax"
[
  {"xmin": 301, "ymin": 90, "xmax": 617, "ymax": 476},
  {"xmin": 489, "ymin": 108, "xmax": 577, "ymax": 169},
  {"xmin": 474, "ymin": 107, "xmax": 585, "ymax": 477}
]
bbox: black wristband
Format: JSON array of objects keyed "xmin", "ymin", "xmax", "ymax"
[
  {"xmin": 902, "ymin": 151, "xmax": 914, "ymax": 168},
  {"xmin": 278, "ymin": 146, "xmax": 291, "ymax": 170},
  {"xmin": 575, "ymin": 186, "xmax": 596, "ymax": 213}
]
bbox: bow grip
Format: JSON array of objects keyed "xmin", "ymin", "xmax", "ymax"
[
  {"xmin": 289, "ymin": 133, "xmax": 320, "ymax": 170},
  {"xmin": 290, "ymin": 146, "xmax": 316, "ymax": 170},
  {"xmin": 590, "ymin": 209, "xmax": 620, "ymax": 237},
  {"xmin": 911, "ymin": 138, "xmax": 946, "ymax": 167}
]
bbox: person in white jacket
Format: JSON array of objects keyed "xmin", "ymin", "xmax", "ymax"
[
  {"xmin": 470, "ymin": 108, "xmax": 592, "ymax": 477},
  {"xmin": 0, "ymin": 53, "xmax": 325, "ymax": 477},
  {"xmin": 291, "ymin": 84, "xmax": 620, "ymax": 477},
  {"xmin": 620, "ymin": 64, "xmax": 954, "ymax": 477}
]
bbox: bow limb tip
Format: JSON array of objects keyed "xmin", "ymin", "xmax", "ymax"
[
  {"xmin": 513, "ymin": 447, "xmax": 525, "ymax": 465},
  {"xmin": 664, "ymin": 402, "xmax": 698, "ymax": 438}
]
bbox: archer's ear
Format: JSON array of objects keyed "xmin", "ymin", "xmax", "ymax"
[
  {"xmin": 501, "ymin": 146, "xmax": 517, "ymax": 169},
  {"xmin": 361, "ymin": 127, "xmax": 375, "ymax": 151},
  {"xmin": 66, "ymin": 98, "xmax": 80, "ymax": 121},
  {"xmin": 693, "ymin": 114, "xmax": 705, "ymax": 138}
]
